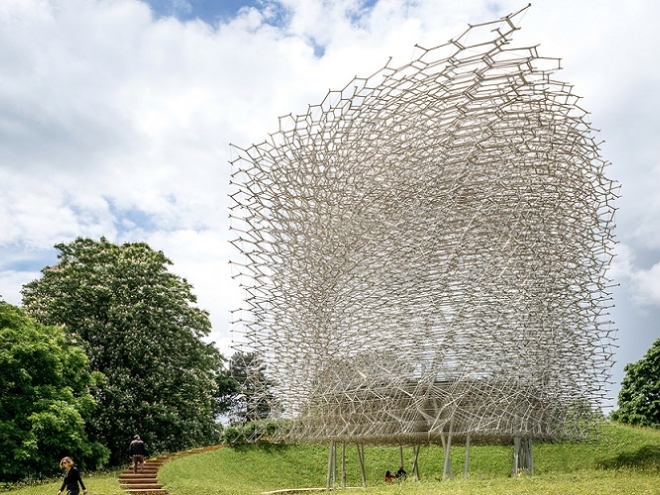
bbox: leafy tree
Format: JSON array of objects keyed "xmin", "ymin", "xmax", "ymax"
[
  {"xmin": 213, "ymin": 364, "xmax": 240, "ymax": 419},
  {"xmin": 22, "ymin": 238, "xmax": 234, "ymax": 465},
  {"xmin": 228, "ymin": 351, "xmax": 276, "ymax": 424},
  {"xmin": 0, "ymin": 301, "xmax": 109, "ymax": 482},
  {"xmin": 611, "ymin": 338, "xmax": 660, "ymax": 428}
]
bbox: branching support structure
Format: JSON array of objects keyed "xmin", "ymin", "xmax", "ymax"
[{"xmin": 229, "ymin": 6, "xmax": 618, "ymax": 477}]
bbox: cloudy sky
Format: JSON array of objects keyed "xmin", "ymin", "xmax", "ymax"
[{"xmin": 1, "ymin": 0, "xmax": 658, "ymax": 408}]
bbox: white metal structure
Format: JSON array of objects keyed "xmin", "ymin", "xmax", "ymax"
[{"xmin": 229, "ymin": 7, "xmax": 617, "ymax": 461}]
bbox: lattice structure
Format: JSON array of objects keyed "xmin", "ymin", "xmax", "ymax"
[{"xmin": 229, "ymin": 7, "xmax": 617, "ymax": 447}]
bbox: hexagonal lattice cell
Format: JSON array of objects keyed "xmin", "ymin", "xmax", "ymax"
[{"xmin": 229, "ymin": 7, "xmax": 617, "ymax": 446}]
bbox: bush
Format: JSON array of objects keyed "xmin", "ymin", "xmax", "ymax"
[{"xmin": 0, "ymin": 302, "xmax": 109, "ymax": 481}]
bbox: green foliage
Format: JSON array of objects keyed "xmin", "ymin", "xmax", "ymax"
[
  {"xmin": 21, "ymin": 238, "xmax": 233, "ymax": 465},
  {"xmin": 220, "ymin": 425, "xmax": 244, "ymax": 445},
  {"xmin": 220, "ymin": 419, "xmax": 284, "ymax": 445},
  {"xmin": 0, "ymin": 302, "xmax": 109, "ymax": 482},
  {"xmin": 228, "ymin": 351, "xmax": 275, "ymax": 424},
  {"xmin": 611, "ymin": 338, "xmax": 660, "ymax": 428}
]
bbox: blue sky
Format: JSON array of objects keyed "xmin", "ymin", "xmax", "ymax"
[
  {"xmin": 143, "ymin": 0, "xmax": 379, "ymax": 26},
  {"xmin": 1, "ymin": 0, "xmax": 659, "ymax": 411},
  {"xmin": 144, "ymin": 0, "xmax": 266, "ymax": 23},
  {"xmin": 141, "ymin": 0, "xmax": 378, "ymax": 56}
]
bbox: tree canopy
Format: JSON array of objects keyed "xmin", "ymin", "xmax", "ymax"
[
  {"xmin": 228, "ymin": 350, "xmax": 275, "ymax": 424},
  {"xmin": 0, "ymin": 301, "xmax": 108, "ymax": 481},
  {"xmin": 611, "ymin": 338, "xmax": 660, "ymax": 428},
  {"xmin": 22, "ymin": 238, "xmax": 233, "ymax": 464}
]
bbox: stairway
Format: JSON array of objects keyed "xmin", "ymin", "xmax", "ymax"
[
  {"xmin": 119, "ymin": 457, "xmax": 168, "ymax": 495},
  {"xmin": 118, "ymin": 446, "xmax": 223, "ymax": 495}
]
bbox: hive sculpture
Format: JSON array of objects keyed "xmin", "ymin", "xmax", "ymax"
[{"xmin": 228, "ymin": 6, "xmax": 617, "ymax": 458}]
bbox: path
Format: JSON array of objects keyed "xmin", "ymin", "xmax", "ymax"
[{"xmin": 118, "ymin": 446, "xmax": 223, "ymax": 495}]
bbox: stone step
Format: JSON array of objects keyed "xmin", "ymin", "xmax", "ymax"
[
  {"xmin": 122, "ymin": 490, "xmax": 167, "ymax": 495},
  {"xmin": 119, "ymin": 444, "xmax": 223, "ymax": 495},
  {"xmin": 120, "ymin": 483, "xmax": 162, "ymax": 489}
]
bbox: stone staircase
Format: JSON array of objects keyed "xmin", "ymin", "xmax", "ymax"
[
  {"xmin": 118, "ymin": 446, "xmax": 223, "ymax": 495},
  {"xmin": 119, "ymin": 457, "xmax": 167, "ymax": 495}
]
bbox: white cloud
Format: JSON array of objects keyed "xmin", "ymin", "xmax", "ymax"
[
  {"xmin": 0, "ymin": 270, "xmax": 40, "ymax": 306},
  {"xmin": 633, "ymin": 263, "xmax": 660, "ymax": 305},
  {"xmin": 1, "ymin": 0, "xmax": 660, "ymax": 380},
  {"xmin": 610, "ymin": 243, "xmax": 660, "ymax": 308}
]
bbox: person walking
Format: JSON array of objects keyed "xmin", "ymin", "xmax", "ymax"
[
  {"xmin": 129, "ymin": 435, "xmax": 146, "ymax": 473},
  {"xmin": 57, "ymin": 457, "xmax": 88, "ymax": 495}
]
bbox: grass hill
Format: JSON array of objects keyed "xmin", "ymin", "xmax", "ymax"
[
  {"xmin": 4, "ymin": 422, "xmax": 660, "ymax": 495},
  {"xmin": 158, "ymin": 422, "xmax": 660, "ymax": 494}
]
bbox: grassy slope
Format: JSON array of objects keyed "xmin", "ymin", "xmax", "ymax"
[
  {"xmin": 158, "ymin": 422, "xmax": 660, "ymax": 495},
  {"xmin": 4, "ymin": 423, "xmax": 659, "ymax": 494},
  {"xmin": 1, "ymin": 470, "xmax": 125, "ymax": 495}
]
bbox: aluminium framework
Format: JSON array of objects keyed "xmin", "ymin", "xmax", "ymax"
[{"xmin": 228, "ymin": 7, "xmax": 618, "ymax": 449}]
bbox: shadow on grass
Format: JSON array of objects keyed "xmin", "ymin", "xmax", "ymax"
[{"xmin": 596, "ymin": 444, "xmax": 660, "ymax": 470}]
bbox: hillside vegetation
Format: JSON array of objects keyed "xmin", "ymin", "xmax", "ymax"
[
  {"xmin": 159, "ymin": 422, "xmax": 660, "ymax": 494},
  {"xmin": 4, "ymin": 422, "xmax": 660, "ymax": 494},
  {"xmin": 0, "ymin": 470, "xmax": 125, "ymax": 495}
]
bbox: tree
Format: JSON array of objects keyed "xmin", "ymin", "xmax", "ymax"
[
  {"xmin": 611, "ymin": 338, "xmax": 660, "ymax": 428},
  {"xmin": 228, "ymin": 351, "xmax": 276, "ymax": 424},
  {"xmin": 22, "ymin": 238, "xmax": 233, "ymax": 465},
  {"xmin": 0, "ymin": 301, "xmax": 109, "ymax": 481}
]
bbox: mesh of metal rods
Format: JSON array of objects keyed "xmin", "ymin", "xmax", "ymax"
[{"xmin": 229, "ymin": 8, "xmax": 617, "ymax": 445}]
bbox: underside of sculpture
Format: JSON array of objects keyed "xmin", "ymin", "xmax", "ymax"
[{"xmin": 229, "ymin": 7, "xmax": 617, "ymax": 447}]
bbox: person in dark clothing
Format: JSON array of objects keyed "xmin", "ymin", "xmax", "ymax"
[
  {"xmin": 129, "ymin": 434, "xmax": 146, "ymax": 473},
  {"xmin": 57, "ymin": 457, "xmax": 87, "ymax": 495},
  {"xmin": 395, "ymin": 466, "xmax": 407, "ymax": 479}
]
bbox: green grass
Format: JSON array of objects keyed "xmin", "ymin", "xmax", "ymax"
[
  {"xmin": 158, "ymin": 422, "xmax": 660, "ymax": 495},
  {"xmin": 0, "ymin": 469, "xmax": 125, "ymax": 495},
  {"xmin": 4, "ymin": 423, "xmax": 660, "ymax": 494}
]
